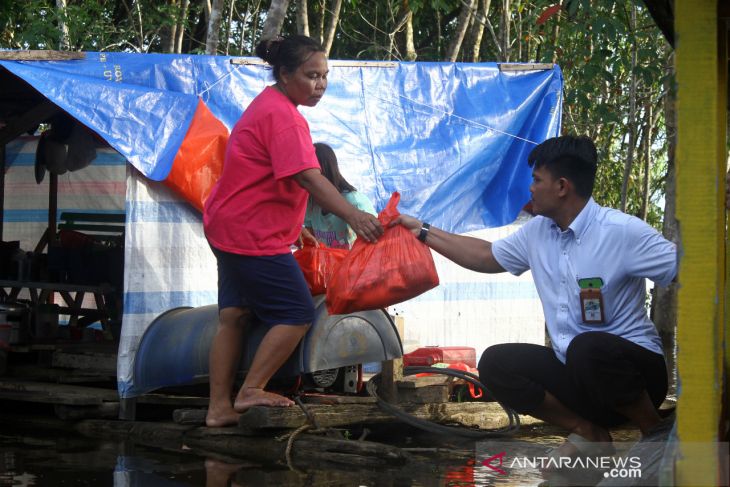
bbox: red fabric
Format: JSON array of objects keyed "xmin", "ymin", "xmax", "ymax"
[
  {"xmin": 326, "ymin": 192, "xmax": 440, "ymax": 314},
  {"xmin": 203, "ymin": 86, "xmax": 320, "ymax": 256},
  {"xmin": 293, "ymin": 241, "xmax": 349, "ymax": 295}
]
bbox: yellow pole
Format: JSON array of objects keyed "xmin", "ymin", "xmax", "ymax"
[{"xmin": 675, "ymin": 0, "xmax": 726, "ymax": 485}]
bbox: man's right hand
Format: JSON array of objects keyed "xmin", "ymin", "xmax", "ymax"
[{"xmin": 389, "ymin": 214, "xmax": 422, "ymax": 238}]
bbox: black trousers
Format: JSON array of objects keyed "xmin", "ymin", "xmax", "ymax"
[{"xmin": 477, "ymin": 331, "xmax": 668, "ymax": 427}]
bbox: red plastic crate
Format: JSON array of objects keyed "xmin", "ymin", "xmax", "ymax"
[{"xmin": 402, "ymin": 346, "xmax": 477, "ymax": 368}]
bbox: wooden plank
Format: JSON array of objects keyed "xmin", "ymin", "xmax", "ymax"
[
  {"xmin": 52, "ymin": 351, "xmax": 116, "ymax": 373},
  {"xmin": 58, "ymin": 223, "xmax": 125, "ymax": 233},
  {"xmin": 0, "ymin": 50, "xmax": 85, "ymax": 61},
  {"xmin": 498, "ymin": 63, "xmax": 553, "ymax": 71},
  {"xmin": 54, "ymin": 402, "xmax": 119, "ymax": 420},
  {"xmin": 236, "ymin": 401, "xmax": 529, "ymax": 430},
  {"xmin": 6, "ymin": 364, "xmax": 113, "ymax": 383},
  {"xmin": 136, "ymin": 393, "xmax": 208, "ymax": 407},
  {"xmin": 173, "ymin": 408, "xmax": 207, "ymax": 424},
  {"xmin": 302, "ymin": 393, "xmax": 376, "ymax": 405},
  {"xmin": 59, "ymin": 212, "xmax": 125, "ymax": 223},
  {"xmin": 396, "ymin": 375, "xmax": 450, "ymax": 389},
  {"xmin": 397, "ymin": 384, "xmax": 448, "ymax": 404},
  {"xmin": 0, "ymin": 379, "xmax": 117, "ymax": 405},
  {"xmin": 230, "ymin": 58, "xmax": 397, "ymax": 68}
]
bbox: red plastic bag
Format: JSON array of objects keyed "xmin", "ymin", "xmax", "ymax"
[
  {"xmin": 293, "ymin": 240, "xmax": 349, "ymax": 295},
  {"xmin": 326, "ymin": 192, "xmax": 439, "ymax": 314}
]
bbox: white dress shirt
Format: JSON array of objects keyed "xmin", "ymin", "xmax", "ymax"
[{"xmin": 492, "ymin": 198, "xmax": 677, "ymax": 363}]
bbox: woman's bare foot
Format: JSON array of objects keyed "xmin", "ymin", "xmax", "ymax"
[
  {"xmin": 233, "ymin": 386, "xmax": 294, "ymax": 413},
  {"xmin": 205, "ymin": 404, "xmax": 241, "ymax": 427}
]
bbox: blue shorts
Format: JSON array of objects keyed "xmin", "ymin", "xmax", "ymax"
[{"xmin": 211, "ymin": 247, "xmax": 315, "ymax": 327}]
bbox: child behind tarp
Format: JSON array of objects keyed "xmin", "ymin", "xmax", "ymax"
[{"xmin": 303, "ymin": 143, "xmax": 376, "ymax": 249}]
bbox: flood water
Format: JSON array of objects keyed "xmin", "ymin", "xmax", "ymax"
[{"xmin": 0, "ymin": 414, "xmax": 651, "ymax": 487}]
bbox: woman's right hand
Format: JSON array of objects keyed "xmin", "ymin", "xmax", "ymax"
[{"xmin": 347, "ymin": 209, "xmax": 383, "ymax": 243}]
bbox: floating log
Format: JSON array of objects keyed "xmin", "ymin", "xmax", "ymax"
[
  {"xmin": 76, "ymin": 418, "xmax": 196, "ymax": 450},
  {"xmin": 183, "ymin": 427, "xmax": 408, "ymax": 468},
  {"xmin": 172, "ymin": 401, "xmax": 536, "ymax": 430},
  {"xmin": 75, "ymin": 418, "xmax": 408, "ymax": 469}
]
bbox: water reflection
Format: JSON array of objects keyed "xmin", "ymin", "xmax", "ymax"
[{"xmin": 0, "ymin": 421, "xmax": 645, "ymax": 487}]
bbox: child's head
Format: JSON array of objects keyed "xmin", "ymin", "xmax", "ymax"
[{"xmin": 314, "ymin": 143, "xmax": 356, "ymax": 193}]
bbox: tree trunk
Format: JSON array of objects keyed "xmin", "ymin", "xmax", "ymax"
[
  {"xmin": 55, "ymin": 0, "xmax": 71, "ymax": 50},
  {"xmin": 175, "ymin": 0, "xmax": 190, "ymax": 53},
  {"xmin": 205, "ymin": 0, "xmax": 224, "ymax": 54},
  {"xmin": 640, "ymin": 103, "xmax": 653, "ymax": 220},
  {"xmin": 224, "ymin": 0, "xmax": 235, "ymax": 55},
  {"xmin": 317, "ymin": 0, "xmax": 326, "ymax": 44},
  {"xmin": 119, "ymin": 0, "xmax": 145, "ymax": 50},
  {"xmin": 445, "ymin": 0, "xmax": 475, "ymax": 62},
  {"xmin": 160, "ymin": 0, "xmax": 179, "ymax": 53},
  {"xmin": 550, "ymin": 3, "xmax": 561, "ymax": 63},
  {"xmin": 296, "ymin": 0, "xmax": 310, "ymax": 36},
  {"xmin": 653, "ymin": 48, "xmax": 677, "ymax": 372},
  {"xmin": 249, "ymin": 1, "xmax": 263, "ymax": 54},
  {"xmin": 620, "ymin": 4, "xmax": 638, "ymax": 213},
  {"xmin": 322, "ymin": 0, "xmax": 343, "ymax": 56},
  {"xmin": 499, "ymin": 0, "xmax": 510, "ymax": 61},
  {"xmin": 466, "ymin": 0, "xmax": 490, "ymax": 62},
  {"xmin": 262, "ymin": 0, "xmax": 291, "ymax": 41},
  {"xmin": 436, "ymin": 8, "xmax": 442, "ymax": 59},
  {"xmin": 401, "ymin": 0, "xmax": 416, "ymax": 61}
]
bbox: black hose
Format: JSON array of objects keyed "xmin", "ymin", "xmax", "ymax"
[{"xmin": 366, "ymin": 365, "xmax": 520, "ymax": 438}]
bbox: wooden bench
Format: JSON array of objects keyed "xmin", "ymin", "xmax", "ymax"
[{"xmin": 57, "ymin": 211, "xmax": 125, "ymax": 245}]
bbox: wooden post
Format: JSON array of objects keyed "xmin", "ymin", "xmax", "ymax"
[
  {"xmin": 380, "ymin": 358, "xmax": 402, "ymax": 404},
  {"xmin": 0, "ymin": 144, "xmax": 4, "ymax": 242},
  {"xmin": 674, "ymin": 1, "xmax": 727, "ymax": 484},
  {"xmin": 48, "ymin": 172, "xmax": 57, "ymax": 245},
  {"xmin": 380, "ymin": 314, "xmax": 405, "ymax": 403},
  {"xmin": 118, "ymin": 397, "xmax": 137, "ymax": 420}
]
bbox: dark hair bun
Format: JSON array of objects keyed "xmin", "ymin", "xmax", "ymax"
[{"xmin": 255, "ymin": 37, "xmax": 283, "ymax": 65}]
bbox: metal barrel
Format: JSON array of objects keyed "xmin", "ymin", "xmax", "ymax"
[{"xmin": 129, "ymin": 297, "xmax": 403, "ymax": 397}]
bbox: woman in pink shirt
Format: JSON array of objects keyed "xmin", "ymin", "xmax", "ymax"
[{"xmin": 203, "ymin": 35, "xmax": 382, "ymax": 427}]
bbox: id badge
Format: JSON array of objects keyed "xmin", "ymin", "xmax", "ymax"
[{"xmin": 578, "ymin": 278, "xmax": 605, "ymax": 325}]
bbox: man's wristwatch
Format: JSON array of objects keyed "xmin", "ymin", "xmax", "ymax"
[{"xmin": 417, "ymin": 222, "xmax": 431, "ymax": 242}]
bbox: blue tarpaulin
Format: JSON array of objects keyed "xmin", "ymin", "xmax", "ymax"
[{"xmin": 0, "ymin": 52, "xmax": 561, "ymax": 233}]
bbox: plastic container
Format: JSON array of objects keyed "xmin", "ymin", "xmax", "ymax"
[
  {"xmin": 0, "ymin": 324, "xmax": 10, "ymax": 349},
  {"xmin": 402, "ymin": 346, "xmax": 477, "ymax": 368},
  {"xmin": 0, "ymin": 302, "xmax": 29, "ymax": 345},
  {"xmin": 34, "ymin": 303, "xmax": 59, "ymax": 341}
]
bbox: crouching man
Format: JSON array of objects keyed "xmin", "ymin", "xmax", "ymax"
[{"xmin": 392, "ymin": 135, "xmax": 676, "ymax": 454}]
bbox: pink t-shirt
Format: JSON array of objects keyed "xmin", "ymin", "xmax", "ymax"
[{"xmin": 203, "ymin": 86, "xmax": 320, "ymax": 255}]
